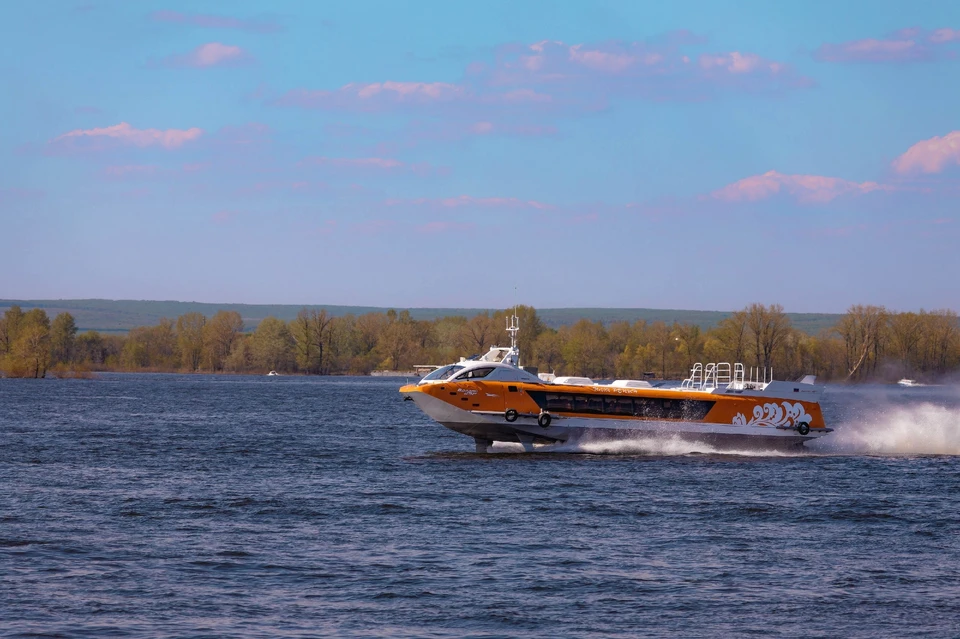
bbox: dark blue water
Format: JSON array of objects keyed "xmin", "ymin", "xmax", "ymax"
[{"xmin": 2, "ymin": 375, "xmax": 960, "ymax": 638}]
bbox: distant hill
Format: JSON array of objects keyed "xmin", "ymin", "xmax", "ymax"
[{"xmin": 0, "ymin": 299, "xmax": 842, "ymax": 336}]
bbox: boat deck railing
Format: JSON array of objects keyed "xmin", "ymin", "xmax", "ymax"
[{"xmin": 681, "ymin": 362, "xmax": 770, "ymax": 391}]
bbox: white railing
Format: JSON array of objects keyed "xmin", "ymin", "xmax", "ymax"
[
  {"xmin": 683, "ymin": 362, "xmax": 747, "ymax": 391},
  {"xmin": 680, "ymin": 363, "xmax": 703, "ymax": 390},
  {"xmin": 743, "ymin": 366, "xmax": 773, "ymax": 390}
]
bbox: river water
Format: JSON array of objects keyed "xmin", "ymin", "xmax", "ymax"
[{"xmin": 2, "ymin": 374, "xmax": 959, "ymax": 637}]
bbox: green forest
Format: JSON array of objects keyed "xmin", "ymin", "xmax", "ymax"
[
  {"xmin": 0, "ymin": 298, "xmax": 842, "ymax": 334},
  {"xmin": 1, "ymin": 303, "xmax": 957, "ymax": 382}
]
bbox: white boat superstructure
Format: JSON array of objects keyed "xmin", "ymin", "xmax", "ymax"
[{"xmin": 418, "ymin": 314, "xmax": 525, "ymax": 385}]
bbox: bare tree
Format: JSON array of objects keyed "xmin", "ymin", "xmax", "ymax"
[
  {"xmin": 836, "ymin": 305, "xmax": 887, "ymax": 380},
  {"xmin": 463, "ymin": 312, "xmax": 497, "ymax": 354},
  {"xmin": 888, "ymin": 311, "xmax": 922, "ymax": 373},
  {"xmin": 746, "ymin": 303, "xmax": 791, "ymax": 371},
  {"xmin": 713, "ymin": 310, "xmax": 749, "ymax": 363},
  {"xmin": 204, "ymin": 311, "xmax": 244, "ymax": 371},
  {"xmin": 310, "ymin": 309, "xmax": 333, "ymax": 374},
  {"xmin": 176, "ymin": 312, "xmax": 206, "ymax": 371}
]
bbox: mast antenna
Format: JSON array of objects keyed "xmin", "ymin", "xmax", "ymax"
[{"xmin": 506, "ymin": 313, "xmax": 519, "ymax": 351}]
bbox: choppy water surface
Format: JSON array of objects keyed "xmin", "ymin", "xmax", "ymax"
[{"xmin": 2, "ymin": 375, "xmax": 960, "ymax": 638}]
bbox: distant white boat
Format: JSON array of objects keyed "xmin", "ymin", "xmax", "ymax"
[
  {"xmin": 267, "ymin": 370, "xmax": 279, "ymax": 376},
  {"xmin": 897, "ymin": 378, "xmax": 920, "ymax": 387}
]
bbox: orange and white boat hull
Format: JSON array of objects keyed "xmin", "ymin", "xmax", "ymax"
[{"xmin": 404, "ymin": 384, "xmax": 829, "ymax": 452}]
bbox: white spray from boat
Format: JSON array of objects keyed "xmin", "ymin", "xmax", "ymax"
[
  {"xmin": 809, "ymin": 402, "xmax": 960, "ymax": 456},
  {"xmin": 490, "ymin": 436, "xmax": 795, "ymax": 457}
]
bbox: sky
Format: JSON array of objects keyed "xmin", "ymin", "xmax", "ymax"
[{"xmin": 1, "ymin": 1, "xmax": 959, "ymax": 313}]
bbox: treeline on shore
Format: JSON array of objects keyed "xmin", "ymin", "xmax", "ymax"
[{"xmin": 1, "ymin": 303, "xmax": 957, "ymax": 382}]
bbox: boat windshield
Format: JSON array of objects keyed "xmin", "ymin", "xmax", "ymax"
[{"xmin": 421, "ymin": 364, "xmax": 465, "ymax": 381}]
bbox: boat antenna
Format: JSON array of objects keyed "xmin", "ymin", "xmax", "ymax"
[
  {"xmin": 506, "ymin": 284, "xmax": 520, "ymax": 366},
  {"xmin": 506, "ymin": 312, "xmax": 519, "ymax": 350}
]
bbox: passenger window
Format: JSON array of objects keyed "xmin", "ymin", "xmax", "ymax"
[
  {"xmin": 604, "ymin": 396, "xmax": 634, "ymax": 416},
  {"xmin": 635, "ymin": 398, "xmax": 662, "ymax": 418},
  {"xmin": 546, "ymin": 393, "xmax": 574, "ymax": 411},
  {"xmin": 574, "ymin": 395, "xmax": 603, "ymax": 413}
]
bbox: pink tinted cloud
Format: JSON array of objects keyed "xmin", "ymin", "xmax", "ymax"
[
  {"xmin": 929, "ymin": 28, "xmax": 960, "ymax": 44},
  {"xmin": 273, "ymin": 81, "xmax": 554, "ymax": 112},
  {"xmin": 815, "ymin": 38, "xmax": 929, "ymax": 63},
  {"xmin": 711, "ymin": 170, "xmax": 891, "ymax": 204},
  {"xmin": 814, "ymin": 27, "xmax": 960, "ymax": 63},
  {"xmin": 387, "ymin": 195, "xmax": 554, "ymax": 210},
  {"xmin": 569, "ymin": 45, "xmax": 644, "ymax": 72},
  {"xmin": 401, "ymin": 119, "xmax": 558, "ymax": 145},
  {"xmin": 275, "ymin": 82, "xmax": 465, "ymax": 111},
  {"xmin": 150, "ymin": 10, "xmax": 282, "ymax": 34},
  {"xmin": 163, "ymin": 42, "xmax": 250, "ymax": 67},
  {"xmin": 892, "ymin": 131, "xmax": 960, "ymax": 174},
  {"xmin": 490, "ymin": 39, "xmax": 811, "ymax": 97},
  {"xmin": 50, "ymin": 122, "xmax": 203, "ymax": 151},
  {"xmin": 699, "ymin": 52, "xmax": 777, "ymax": 74},
  {"xmin": 300, "ymin": 156, "xmax": 440, "ymax": 176},
  {"xmin": 302, "ymin": 156, "xmax": 404, "ymax": 170},
  {"xmin": 273, "ymin": 35, "xmax": 804, "ymax": 115}
]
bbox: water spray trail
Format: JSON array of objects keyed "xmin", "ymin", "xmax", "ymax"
[
  {"xmin": 541, "ymin": 435, "xmax": 796, "ymax": 457},
  {"xmin": 809, "ymin": 402, "xmax": 960, "ymax": 456}
]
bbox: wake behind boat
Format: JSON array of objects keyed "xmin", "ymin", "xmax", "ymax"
[{"xmin": 401, "ymin": 315, "xmax": 832, "ymax": 453}]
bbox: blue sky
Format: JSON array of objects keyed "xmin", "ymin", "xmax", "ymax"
[{"xmin": 1, "ymin": 0, "xmax": 958, "ymax": 312}]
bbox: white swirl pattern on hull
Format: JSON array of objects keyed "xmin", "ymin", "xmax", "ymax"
[{"xmin": 732, "ymin": 401, "xmax": 812, "ymax": 428}]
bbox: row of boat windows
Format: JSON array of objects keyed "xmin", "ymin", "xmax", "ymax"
[
  {"xmin": 421, "ymin": 364, "xmax": 466, "ymax": 381},
  {"xmin": 528, "ymin": 392, "xmax": 715, "ymax": 421},
  {"xmin": 424, "ymin": 365, "xmax": 502, "ymax": 381}
]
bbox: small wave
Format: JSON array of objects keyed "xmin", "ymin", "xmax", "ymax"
[{"xmin": 810, "ymin": 403, "xmax": 960, "ymax": 456}]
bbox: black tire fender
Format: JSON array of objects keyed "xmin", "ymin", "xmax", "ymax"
[
  {"xmin": 505, "ymin": 408, "xmax": 518, "ymax": 422},
  {"xmin": 797, "ymin": 422, "xmax": 810, "ymax": 436},
  {"xmin": 538, "ymin": 412, "xmax": 552, "ymax": 429}
]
